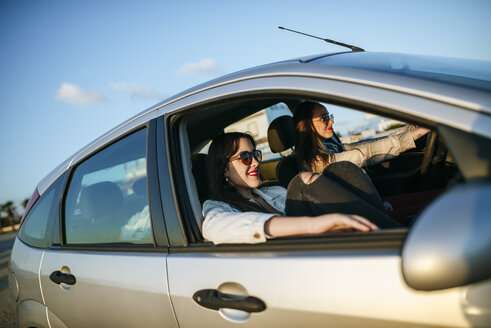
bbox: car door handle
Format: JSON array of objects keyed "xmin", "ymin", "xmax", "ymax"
[
  {"xmin": 193, "ymin": 289, "xmax": 266, "ymax": 313},
  {"xmin": 49, "ymin": 271, "xmax": 76, "ymax": 285}
]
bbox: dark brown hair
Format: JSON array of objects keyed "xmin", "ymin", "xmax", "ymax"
[
  {"xmin": 207, "ymin": 132, "xmax": 269, "ymax": 213},
  {"xmin": 293, "ymin": 101, "xmax": 333, "ymax": 171}
]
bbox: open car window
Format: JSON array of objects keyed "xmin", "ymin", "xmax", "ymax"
[{"xmin": 170, "ymin": 96, "xmax": 460, "ymax": 246}]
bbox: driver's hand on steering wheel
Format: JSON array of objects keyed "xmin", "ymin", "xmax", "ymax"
[{"xmin": 410, "ymin": 126, "xmax": 430, "ymax": 140}]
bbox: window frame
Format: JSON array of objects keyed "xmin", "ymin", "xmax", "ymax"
[
  {"xmin": 56, "ymin": 121, "xmax": 169, "ymax": 252},
  {"xmin": 162, "ymin": 94, "xmax": 424, "ymax": 252}
]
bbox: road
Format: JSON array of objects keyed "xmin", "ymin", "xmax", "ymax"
[{"xmin": 0, "ymin": 231, "xmax": 17, "ymax": 328}]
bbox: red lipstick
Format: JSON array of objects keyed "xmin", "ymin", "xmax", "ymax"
[{"xmin": 248, "ymin": 169, "xmax": 258, "ymax": 177}]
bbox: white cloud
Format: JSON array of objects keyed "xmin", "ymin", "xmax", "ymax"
[
  {"xmin": 55, "ymin": 82, "xmax": 105, "ymax": 105},
  {"xmin": 365, "ymin": 113, "xmax": 378, "ymax": 119},
  {"xmin": 177, "ymin": 58, "xmax": 218, "ymax": 75},
  {"xmin": 111, "ymin": 82, "xmax": 159, "ymax": 101}
]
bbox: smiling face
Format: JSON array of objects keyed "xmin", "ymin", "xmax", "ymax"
[
  {"xmin": 225, "ymin": 137, "xmax": 261, "ymax": 197},
  {"xmin": 311, "ymin": 104, "xmax": 334, "ymax": 139}
]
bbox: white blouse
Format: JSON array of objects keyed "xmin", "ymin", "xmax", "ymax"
[{"xmin": 202, "ymin": 186, "xmax": 286, "ymax": 244}]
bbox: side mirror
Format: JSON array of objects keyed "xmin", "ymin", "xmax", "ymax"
[{"xmin": 402, "ymin": 183, "xmax": 491, "ymax": 291}]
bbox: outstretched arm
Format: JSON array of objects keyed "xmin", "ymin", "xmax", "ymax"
[{"xmin": 264, "ymin": 214, "xmax": 378, "ymax": 238}]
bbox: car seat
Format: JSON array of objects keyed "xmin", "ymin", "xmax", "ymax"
[
  {"xmin": 132, "ymin": 177, "xmax": 147, "ymax": 196},
  {"xmin": 123, "ymin": 176, "xmax": 148, "ymax": 217},
  {"xmin": 79, "ymin": 181, "xmax": 126, "ymax": 243},
  {"xmin": 267, "ymin": 115, "xmax": 299, "ymax": 188}
]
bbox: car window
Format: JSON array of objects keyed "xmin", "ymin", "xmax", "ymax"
[
  {"xmin": 64, "ymin": 128, "xmax": 152, "ymax": 244},
  {"xmin": 178, "ymin": 96, "xmax": 461, "ymax": 245},
  {"xmin": 17, "ymin": 187, "xmax": 56, "ymax": 248}
]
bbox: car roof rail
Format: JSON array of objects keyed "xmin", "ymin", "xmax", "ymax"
[{"xmin": 278, "ymin": 26, "xmax": 365, "ymax": 52}]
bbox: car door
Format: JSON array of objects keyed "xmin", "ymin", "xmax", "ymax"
[
  {"xmin": 39, "ymin": 126, "xmax": 178, "ymax": 328},
  {"xmin": 166, "ymin": 237, "xmax": 477, "ymax": 328},
  {"xmin": 157, "ymin": 100, "xmax": 488, "ymax": 327}
]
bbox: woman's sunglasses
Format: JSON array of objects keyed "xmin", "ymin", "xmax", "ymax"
[
  {"xmin": 229, "ymin": 150, "xmax": 262, "ymax": 165},
  {"xmin": 321, "ymin": 112, "xmax": 334, "ymax": 122},
  {"xmin": 313, "ymin": 112, "xmax": 334, "ymax": 124}
]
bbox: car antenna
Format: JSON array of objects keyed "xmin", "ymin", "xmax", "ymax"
[{"xmin": 278, "ymin": 26, "xmax": 364, "ymax": 52}]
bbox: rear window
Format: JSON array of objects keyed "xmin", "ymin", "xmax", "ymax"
[{"xmin": 18, "ymin": 186, "xmax": 57, "ymax": 248}]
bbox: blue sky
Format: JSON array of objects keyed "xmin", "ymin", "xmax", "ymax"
[{"xmin": 1, "ymin": 0, "xmax": 490, "ymax": 210}]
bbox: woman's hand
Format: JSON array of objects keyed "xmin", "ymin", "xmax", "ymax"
[
  {"xmin": 264, "ymin": 214, "xmax": 378, "ymax": 238},
  {"xmin": 308, "ymin": 213, "xmax": 378, "ymax": 234},
  {"xmin": 410, "ymin": 127, "xmax": 430, "ymax": 140}
]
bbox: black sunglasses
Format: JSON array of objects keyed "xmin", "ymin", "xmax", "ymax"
[
  {"xmin": 229, "ymin": 150, "xmax": 262, "ymax": 165},
  {"xmin": 313, "ymin": 112, "xmax": 334, "ymax": 124},
  {"xmin": 320, "ymin": 112, "xmax": 334, "ymax": 123},
  {"xmin": 322, "ymin": 112, "xmax": 334, "ymax": 122}
]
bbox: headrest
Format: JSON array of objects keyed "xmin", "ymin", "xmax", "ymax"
[
  {"xmin": 132, "ymin": 177, "xmax": 147, "ymax": 196},
  {"xmin": 268, "ymin": 115, "xmax": 295, "ymax": 153},
  {"xmin": 80, "ymin": 181, "xmax": 124, "ymax": 219}
]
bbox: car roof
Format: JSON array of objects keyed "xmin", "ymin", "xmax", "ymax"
[
  {"xmin": 36, "ymin": 51, "xmax": 491, "ymax": 194},
  {"xmin": 168, "ymin": 51, "xmax": 490, "ymax": 101}
]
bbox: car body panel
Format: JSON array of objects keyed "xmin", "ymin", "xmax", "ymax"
[
  {"xmin": 167, "ymin": 250, "xmax": 471, "ymax": 327},
  {"xmin": 39, "ymin": 250, "xmax": 177, "ymax": 328},
  {"xmin": 47, "ymin": 307, "xmax": 68, "ymax": 328},
  {"xmin": 9, "ymin": 240, "xmax": 45, "ymax": 308},
  {"xmin": 16, "ymin": 300, "xmax": 50, "ymax": 328},
  {"xmin": 9, "ymin": 240, "xmax": 49, "ymax": 327}
]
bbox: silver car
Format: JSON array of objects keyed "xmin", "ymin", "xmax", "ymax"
[{"xmin": 9, "ymin": 51, "xmax": 491, "ymax": 327}]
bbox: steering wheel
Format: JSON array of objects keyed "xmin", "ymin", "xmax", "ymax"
[{"xmin": 420, "ymin": 131, "xmax": 438, "ymax": 174}]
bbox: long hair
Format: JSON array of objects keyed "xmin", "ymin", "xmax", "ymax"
[
  {"xmin": 293, "ymin": 101, "xmax": 333, "ymax": 171},
  {"xmin": 207, "ymin": 132, "xmax": 269, "ymax": 213}
]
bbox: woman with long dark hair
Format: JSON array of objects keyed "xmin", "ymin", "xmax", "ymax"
[
  {"xmin": 202, "ymin": 132, "xmax": 400, "ymax": 244},
  {"xmin": 293, "ymin": 101, "xmax": 430, "ymax": 173}
]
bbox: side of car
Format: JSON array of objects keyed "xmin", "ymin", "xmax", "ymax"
[
  {"xmin": 156, "ymin": 68, "xmax": 491, "ymax": 327},
  {"xmin": 9, "ymin": 52, "xmax": 491, "ymax": 327}
]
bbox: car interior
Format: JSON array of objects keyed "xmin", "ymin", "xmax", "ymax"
[{"xmin": 168, "ymin": 96, "xmax": 462, "ymax": 244}]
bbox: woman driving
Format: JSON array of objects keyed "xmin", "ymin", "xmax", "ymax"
[{"xmin": 293, "ymin": 101, "xmax": 430, "ymax": 173}]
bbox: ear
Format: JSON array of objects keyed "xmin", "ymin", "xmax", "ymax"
[{"xmin": 224, "ymin": 165, "xmax": 229, "ymax": 177}]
